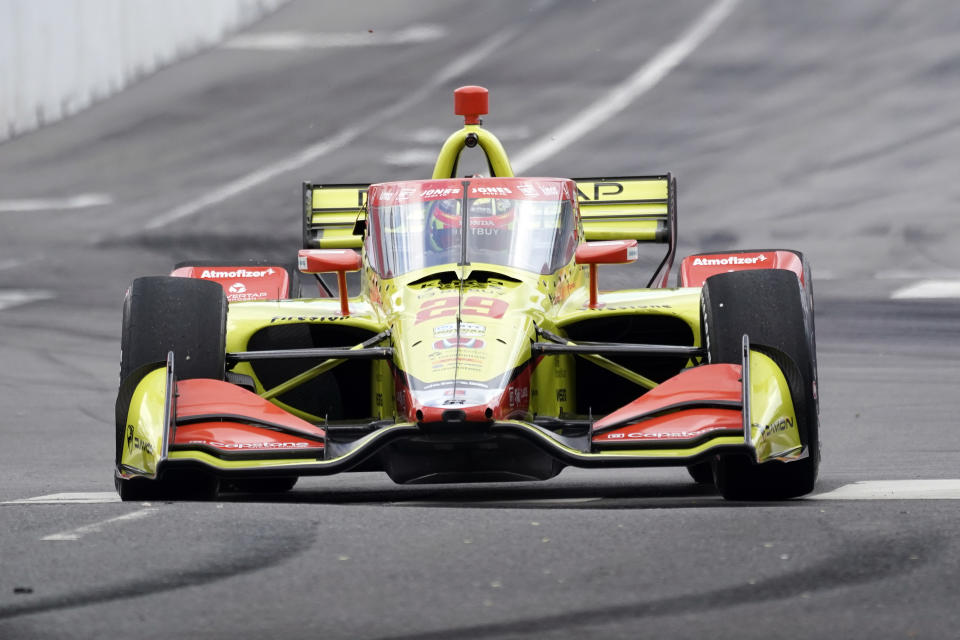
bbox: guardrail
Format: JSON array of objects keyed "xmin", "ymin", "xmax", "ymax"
[{"xmin": 0, "ymin": 0, "xmax": 288, "ymax": 143}]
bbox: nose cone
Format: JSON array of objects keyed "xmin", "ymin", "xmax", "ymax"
[{"xmin": 393, "ymin": 304, "xmax": 534, "ymax": 425}]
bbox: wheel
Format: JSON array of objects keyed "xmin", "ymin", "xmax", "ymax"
[
  {"xmin": 700, "ymin": 268, "xmax": 819, "ymax": 500},
  {"xmin": 686, "ymin": 462, "xmax": 714, "ymax": 484},
  {"xmin": 120, "ymin": 276, "xmax": 227, "ymax": 381},
  {"xmin": 117, "ymin": 276, "xmax": 227, "ymax": 500},
  {"xmin": 116, "ymin": 471, "xmax": 219, "ymax": 502}
]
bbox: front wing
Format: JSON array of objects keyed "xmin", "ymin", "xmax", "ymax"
[{"xmin": 116, "ymin": 337, "xmax": 804, "ymax": 482}]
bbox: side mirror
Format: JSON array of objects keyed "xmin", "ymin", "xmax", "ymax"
[
  {"xmin": 574, "ymin": 240, "xmax": 639, "ymax": 309},
  {"xmin": 298, "ymin": 249, "xmax": 362, "ymax": 316}
]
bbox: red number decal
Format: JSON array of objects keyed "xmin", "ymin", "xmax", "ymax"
[
  {"xmin": 415, "ymin": 295, "xmax": 508, "ymax": 324},
  {"xmin": 415, "ymin": 297, "xmax": 458, "ymax": 324},
  {"xmin": 463, "ymin": 296, "xmax": 508, "ymax": 319}
]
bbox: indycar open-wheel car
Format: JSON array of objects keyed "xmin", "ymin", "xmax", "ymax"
[{"xmin": 115, "ymin": 86, "xmax": 819, "ymax": 501}]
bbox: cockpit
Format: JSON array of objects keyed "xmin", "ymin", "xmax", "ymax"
[{"xmin": 365, "ymin": 178, "xmax": 579, "ymax": 277}]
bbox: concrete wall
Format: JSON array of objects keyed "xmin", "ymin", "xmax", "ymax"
[{"xmin": 0, "ymin": 0, "xmax": 287, "ymax": 142}]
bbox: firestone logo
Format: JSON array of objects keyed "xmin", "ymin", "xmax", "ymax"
[
  {"xmin": 201, "ymin": 268, "xmax": 277, "ymax": 278},
  {"xmin": 692, "ymin": 255, "xmax": 767, "ymax": 267}
]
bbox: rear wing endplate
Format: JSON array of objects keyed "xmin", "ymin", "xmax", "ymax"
[
  {"xmin": 575, "ymin": 175, "xmax": 677, "ymax": 287},
  {"xmin": 302, "ymin": 182, "xmax": 368, "ymax": 249}
]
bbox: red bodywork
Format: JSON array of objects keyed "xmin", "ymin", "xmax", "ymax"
[
  {"xmin": 173, "ymin": 379, "xmax": 325, "ymax": 452},
  {"xmin": 679, "ymin": 250, "xmax": 804, "ymax": 288},
  {"xmin": 592, "ymin": 364, "xmax": 743, "ymax": 444},
  {"xmin": 171, "ymin": 265, "xmax": 290, "ymax": 302}
]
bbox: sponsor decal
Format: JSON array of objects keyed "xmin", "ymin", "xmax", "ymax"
[
  {"xmin": 433, "ymin": 338, "xmax": 485, "ymax": 350},
  {"xmin": 604, "ymin": 304, "xmax": 673, "ymax": 310},
  {"xmin": 228, "ymin": 282, "xmax": 247, "ymax": 294},
  {"xmin": 470, "ymin": 186, "xmax": 513, "ymax": 196},
  {"xmin": 464, "ymin": 323, "xmax": 487, "ymax": 336},
  {"xmin": 692, "ymin": 254, "xmax": 767, "ymax": 267},
  {"xmin": 507, "ymin": 386, "xmax": 529, "ymax": 408},
  {"xmin": 603, "ymin": 431, "xmax": 702, "ymax": 440},
  {"xmin": 756, "ymin": 416, "xmax": 794, "ymax": 442},
  {"xmin": 200, "ymin": 268, "xmax": 277, "ymax": 279},
  {"xmin": 270, "ymin": 315, "xmax": 351, "ymax": 323},
  {"xmin": 419, "ymin": 187, "xmax": 461, "ymax": 199},
  {"xmin": 556, "ymin": 389, "xmax": 567, "ymax": 402},
  {"xmin": 125, "ymin": 424, "xmax": 155, "ymax": 455},
  {"xmin": 191, "ymin": 440, "xmax": 311, "ymax": 449}
]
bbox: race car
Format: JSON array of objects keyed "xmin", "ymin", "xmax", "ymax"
[{"xmin": 115, "ymin": 86, "xmax": 819, "ymax": 501}]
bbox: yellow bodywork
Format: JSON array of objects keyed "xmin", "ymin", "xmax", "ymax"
[{"xmin": 118, "ymin": 367, "xmax": 168, "ymax": 478}]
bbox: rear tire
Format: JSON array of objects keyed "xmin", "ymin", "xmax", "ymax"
[
  {"xmin": 701, "ymin": 269, "xmax": 819, "ymax": 500},
  {"xmin": 117, "ymin": 277, "xmax": 227, "ymax": 500}
]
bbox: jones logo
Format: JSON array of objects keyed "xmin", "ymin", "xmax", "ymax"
[
  {"xmin": 200, "ymin": 268, "xmax": 277, "ymax": 278},
  {"xmin": 692, "ymin": 255, "xmax": 767, "ymax": 266}
]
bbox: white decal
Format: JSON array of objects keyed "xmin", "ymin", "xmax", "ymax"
[
  {"xmin": 228, "ymin": 282, "xmax": 247, "ymax": 294},
  {"xmin": 200, "ymin": 268, "xmax": 277, "ymax": 279},
  {"xmin": 692, "ymin": 255, "xmax": 767, "ymax": 267}
]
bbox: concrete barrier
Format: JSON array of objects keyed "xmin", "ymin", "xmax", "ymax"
[{"xmin": 0, "ymin": 0, "xmax": 287, "ymax": 142}]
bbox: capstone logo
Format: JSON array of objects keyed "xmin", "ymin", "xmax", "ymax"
[
  {"xmin": 200, "ymin": 268, "xmax": 277, "ymax": 279},
  {"xmin": 692, "ymin": 255, "xmax": 767, "ymax": 267}
]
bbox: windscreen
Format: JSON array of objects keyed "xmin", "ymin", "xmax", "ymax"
[{"xmin": 367, "ymin": 180, "xmax": 578, "ymax": 277}]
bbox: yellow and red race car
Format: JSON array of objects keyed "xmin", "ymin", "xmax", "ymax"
[{"xmin": 116, "ymin": 86, "xmax": 819, "ymax": 501}]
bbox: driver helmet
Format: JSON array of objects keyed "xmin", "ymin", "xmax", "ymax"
[{"xmin": 427, "ymin": 198, "xmax": 461, "ymax": 251}]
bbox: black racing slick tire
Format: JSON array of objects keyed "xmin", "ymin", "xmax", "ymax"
[
  {"xmin": 116, "ymin": 276, "xmax": 227, "ymax": 501},
  {"xmin": 120, "ymin": 276, "xmax": 227, "ymax": 381},
  {"xmin": 701, "ymin": 268, "xmax": 819, "ymax": 500},
  {"xmin": 686, "ymin": 462, "xmax": 714, "ymax": 485}
]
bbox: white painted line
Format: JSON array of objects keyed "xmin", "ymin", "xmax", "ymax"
[
  {"xmin": 809, "ymin": 480, "xmax": 960, "ymax": 500},
  {"xmin": 41, "ymin": 508, "xmax": 157, "ymax": 541},
  {"xmin": 0, "ymin": 193, "xmax": 112, "ymax": 212},
  {"xmin": 384, "ymin": 149, "xmax": 443, "ymax": 168},
  {"xmin": 0, "ymin": 259, "xmax": 23, "ymax": 271},
  {"xmin": 0, "ymin": 289, "xmax": 56, "ymax": 311},
  {"xmin": 512, "ymin": 0, "xmax": 741, "ymax": 173},
  {"xmin": 877, "ymin": 269, "xmax": 960, "ymax": 280},
  {"xmin": 224, "ymin": 24, "xmax": 447, "ymax": 50},
  {"xmin": 1, "ymin": 492, "xmax": 120, "ymax": 505},
  {"xmin": 145, "ymin": 26, "xmax": 524, "ymax": 231},
  {"xmin": 890, "ymin": 280, "xmax": 960, "ymax": 300}
]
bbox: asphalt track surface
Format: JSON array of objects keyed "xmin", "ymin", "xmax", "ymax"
[{"xmin": 1, "ymin": 1, "xmax": 959, "ymax": 638}]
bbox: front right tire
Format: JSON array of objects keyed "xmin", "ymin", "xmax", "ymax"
[{"xmin": 701, "ymin": 268, "xmax": 819, "ymax": 500}]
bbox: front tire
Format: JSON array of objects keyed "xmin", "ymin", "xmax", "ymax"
[
  {"xmin": 116, "ymin": 277, "xmax": 227, "ymax": 501},
  {"xmin": 701, "ymin": 269, "xmax": 819, "ymax": 500}
]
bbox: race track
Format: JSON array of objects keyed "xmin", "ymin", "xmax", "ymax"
[{"xmin": 2, "ymin": 1, "xmax": 960, "ymax": 637}]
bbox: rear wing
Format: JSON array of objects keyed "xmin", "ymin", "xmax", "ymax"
[
  {"xmin": 302, "ymin": 182, "xmax": 368, "ymax": 249},
  {"xmin": 575, "ymin": 175, "xmax": 677, "ymax": 287}
]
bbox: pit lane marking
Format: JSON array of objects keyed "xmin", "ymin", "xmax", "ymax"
[
  {"xmin": 0, "ymin": 193, "xmax": 112, "ymax": 212},
  {"xmin": 890, "ymin": 280, "xmax": 960, "ymax": 300},
  {"xmin": 512, "ymin": 0, "xmax": 741, "ymax": 173},
  {"xmin": 223, "ymin": 24, "xmax": 447, "ymax": 50},
  {"xmin": 41, "ymin": 508, "xmax": 157, "ymax": 541}
]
